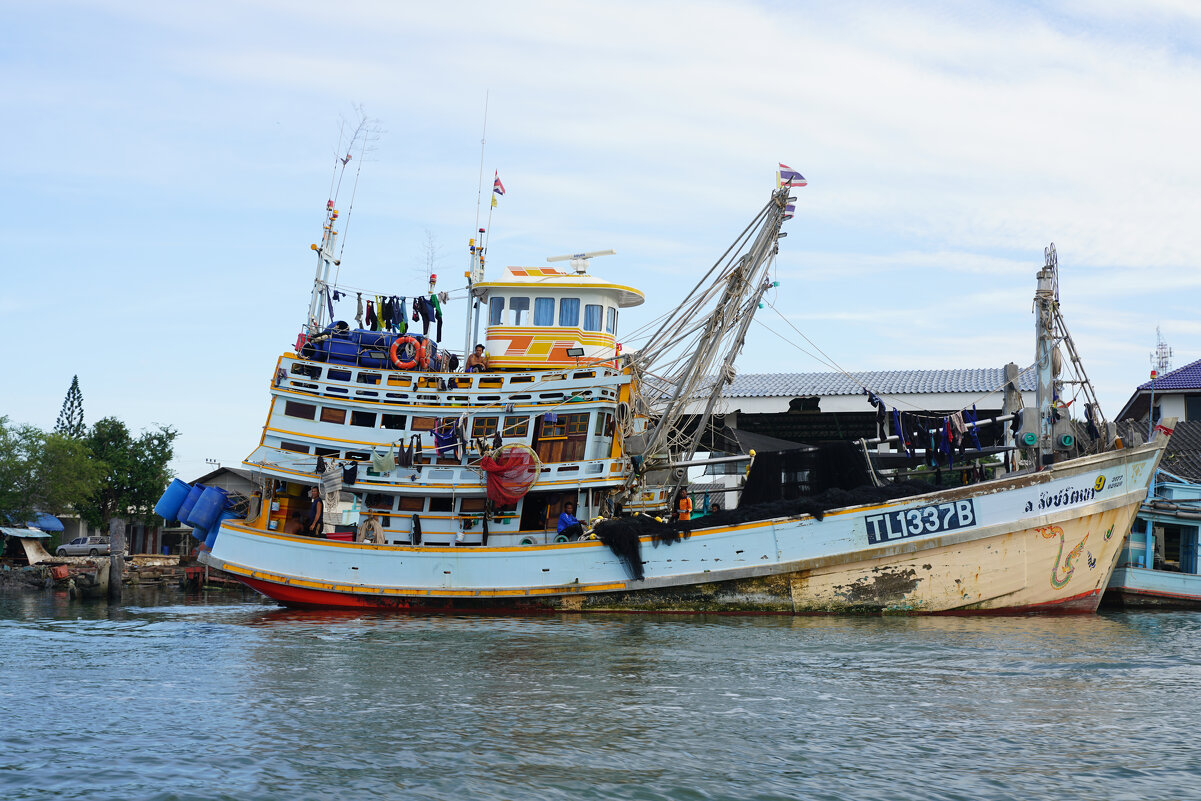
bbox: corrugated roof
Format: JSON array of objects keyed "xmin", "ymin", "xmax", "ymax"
[
  {"xmin": 715, "ymin": 367, "xmax": 1036, "ymax": 399},
  {"xmin": 1137, "ymin": 358, "xmax": 1201, "ymax": 391}
]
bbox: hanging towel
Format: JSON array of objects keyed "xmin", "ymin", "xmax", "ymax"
[
  {"xmin": 396, "ymin": 297, "xmax": 408, "ymax": 334},
  {"xmin": 355, "ymin": 293, "xmax": 364, "ymax": 328},
  {"xmin": 342, "ymin": 462, "xmax": 358, "ymax": 485},
  {"xmin": 370, "ymin": 446, "xmax": 393, "ymax": 473},
  {"xmin": 366, "ymin": 301, "xmax": 377, "ymax": 330}
]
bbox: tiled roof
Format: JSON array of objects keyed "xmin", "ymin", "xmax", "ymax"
[
  {"xmin": 715, "ymin": 367, "xmax": 1036, "ymax": 399},
  {"xmin": 1137, "ymin": 358, "xmax": 1201, "ymax": 391}
]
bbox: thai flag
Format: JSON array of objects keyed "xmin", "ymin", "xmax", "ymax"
[
  {"xmin": 777, "ymin": 163, "xmax": 807, "ymax": 188},
  {"xmin": 784, "ymin": 203, "xmax": 796, "ymax": 220},
  {"xmin": 493, "ymin": 172, "xmax": 505, "ymax": 196}
]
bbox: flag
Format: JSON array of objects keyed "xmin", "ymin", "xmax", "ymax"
[
  {"xmin": 776, "ymin": 163, "xmax": 807, "ymax": 188},
  {"xmin": 493, "ymin": 172, "xmax": 505, "ymax": 196},
  {"xmin": 491, "ymin": 194, "xmax": 497, "ymax": 208},
  {"xmin": 784, "ymin": 203, "xmax": 796, "ymax": 221}
]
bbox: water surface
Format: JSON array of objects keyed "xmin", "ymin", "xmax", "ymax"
[{"xmin": 2, "ymin": 589, "xmax": 1199, "ymax": 800}]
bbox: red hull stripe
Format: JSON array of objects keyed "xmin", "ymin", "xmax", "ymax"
[{"xmin": 238, "ymin": 576, "xmax": 1104, "ymax": 616}]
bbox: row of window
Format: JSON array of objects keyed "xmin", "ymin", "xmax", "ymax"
[
  {"xmin": 488, "ymin": 296, "xmax": 618, "ymax": 333},
  {"xmin": 282, "ymin": 400, "xmax": 536, "ymax": 438}
]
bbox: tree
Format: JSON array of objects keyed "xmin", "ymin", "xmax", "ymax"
[
  {"xmin": 78, "ymin": 417, "xmax": 178, "ymax": 528},
  {"xmin": 0, "ymin": 416, "xmax": 101, "ymax": 525},
  {"xmin": 54, "ymin": 375, "xmax": 86, "ymax": 439}
]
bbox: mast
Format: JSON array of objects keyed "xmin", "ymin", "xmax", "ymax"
[
  {"xmin": 307, "ymin": 202, "xmax": 339, "ymax": 334},
  {"xmin": 1033, "ymin": 245, "xmax": 1057, "ymax": 467},
  {"xmin": 631, "ymin": 187, "xmax": 791, "ymax": 471}
]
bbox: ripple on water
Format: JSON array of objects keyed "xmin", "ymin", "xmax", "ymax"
[{"xmin": 3, "ymin": 594, "xmax": 1201, "ymax": 800}]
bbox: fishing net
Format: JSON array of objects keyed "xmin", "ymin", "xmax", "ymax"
[
  {"xmin": 479, "ymin": 444, "xmax": 541, "ymax": 505},
  {"xmin": 593, "ymin": 481, "xmax": 935, "ymax": 580}
]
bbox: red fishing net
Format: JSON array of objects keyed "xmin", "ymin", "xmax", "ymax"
[{"xmin": 479, "ymin": 444, "xmax": 541, "ymax": 504}]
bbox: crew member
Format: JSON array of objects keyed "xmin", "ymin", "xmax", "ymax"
[
  {"xmin": 305, "ymin": 486, "xmax": 325, "ymax": 538},
  {"xmin": 557, "ymin": 501, "xmax": 584, "ymax": 539},
  {"xmin": 465, "ymin": 344, "xmax": 488, "ymax": 373},
  {"xmin": 675, "ymin": 489, "xmax": 693, "ymax": 522}
]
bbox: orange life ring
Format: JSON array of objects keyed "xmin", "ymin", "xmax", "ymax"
[{"xmin": 390, "ymin": 336, "xmax": 424, "ymax": 370}]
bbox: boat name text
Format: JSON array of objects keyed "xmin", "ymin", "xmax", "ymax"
[{"xmin": 864, "ymin": 500, "xmax": 976, "ymax": 545}]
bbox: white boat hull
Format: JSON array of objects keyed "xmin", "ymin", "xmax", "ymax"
[{"xmin": 201, "ymin": 438, "xmax": 1165, "ymax": 614}]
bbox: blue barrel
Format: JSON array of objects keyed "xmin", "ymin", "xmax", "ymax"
[
  {"xmin": 190, "ymin": 486, "xmax": 229, "ymax": 531},
  {"xmin": 154, "ymin": 478, "xmax": 191, "ymax": 520},
  {"xmin": 191, "ymin": 526, "xmax": 207, "ymax": 541},
  {"xmin": 204, "ymin": 511, "xmax": 238, "ymax": 550},
  {"xmin": 177, "ymin": 484, "xmax": 206, "ymax": 526}
]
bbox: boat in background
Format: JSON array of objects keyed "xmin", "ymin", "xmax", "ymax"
[
  {"xmin": 154, "ymin": 151, "xmax": 1171, "ymax": 613},
  {"xmin": 1105, "ymin": 466, "xmax": 1201, "ymax": 608}
]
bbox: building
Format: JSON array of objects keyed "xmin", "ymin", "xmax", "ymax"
[
  {"xmin": 688, "ymin": 366, "xmax": 1037, "ymax": 445},
  {"xmin": 1117, "ymin": 357, "xmax": 1201, "ymax": 425}
]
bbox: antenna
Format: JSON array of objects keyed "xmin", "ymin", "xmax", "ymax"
[
  {"xmin": 1153, "ymin": 327, "xmax": 1173, "ymax": 375},
  {"xmin": 547, "ymin": 249, "xmax": 616, "ymax": 274}
]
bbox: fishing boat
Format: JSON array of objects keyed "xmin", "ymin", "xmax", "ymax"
[
  {"xmin": 158, "ymin": 154, "xmax": 1172, "ymax": 613},
  {"xmin": 1105, "ymin": 462, "xmax": 1201, "ymax": 608}
]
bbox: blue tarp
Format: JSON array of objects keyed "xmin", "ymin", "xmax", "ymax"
[{"xmin": 27, "ymin": 513, "xmax": 63, "ymax": 532}]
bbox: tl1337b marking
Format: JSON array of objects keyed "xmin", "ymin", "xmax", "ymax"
[{"xmin": 865, "ymin": 500, "xmax": 977, "ymax": 545}]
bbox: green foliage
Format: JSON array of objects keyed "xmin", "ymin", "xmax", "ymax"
[
  {"xmin": 78, "ymin": 417, "xmax": 178, "ymax": 527},
  {"xmin": 54, "ymin": 375, "xmax": 85, "ymax": 439},
  {"xmin": 0, "ymin": 416, "xmax": 102, "ymax": 525}
]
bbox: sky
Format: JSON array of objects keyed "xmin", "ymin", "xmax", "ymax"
[{"xmin": 4, "ymin": 0, "xmax": 1201, "ymax": 478}]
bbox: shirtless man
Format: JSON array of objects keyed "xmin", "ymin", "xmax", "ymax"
[{"xmin": 465, "ymin": 344, "xmax": 488, "ymax": 373}]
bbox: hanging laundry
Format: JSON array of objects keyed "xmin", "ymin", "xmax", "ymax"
[
  {"xmin": 410, "ymin": 514, "xmax": 422, "ymax": 545},
  {"xmin": 365, "ymin": 301, "xmax": 377, "ymax": 330},
  {"xmin": 341, "ymin": 462, "xmax": 358, "ymax": 485},
  {"xmin": 968, "ymin": 406, "xmax": 984, "ymax": 451},
  {"xmin": 315, "ymin": 456, "xmax": 326, "ymax": 475},
  {"xmin": 395, "ymin": 297, "xmax": 408, "ymax": 334},
  {"xmin": 414, "ymin": 296, "xmax": 433, "ymax": 336},
  {"xmin": 355, "ymin": 293, "xmax": 364, "ymax": 328},
  {"xmin": 325, "ymin": 287, "xmax": 335, "ymax": 322},
  {"xmin": 433, "ymin": 419, "xmax": 461, "ymax": 460},
  {"xmin": 375, "ymin": 295, "xmax": 386, "ymax": 332},
  {"xmin": 370, "ymin": 445, "xmax": 393, "ymax": 473},
  {"xmin": 429, "ymin": 293, "xmax": 444, "ymax": 341}
]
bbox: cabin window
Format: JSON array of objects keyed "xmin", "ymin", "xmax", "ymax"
[
  {"xmin": 534, "ymin": 297, "xmax": 555, "ymax": 325},
  {"xmin": 365, "ymin": 493, "xmax": 394, "ymax": 510},
  {"xmin": 345, "ymin": 451, "xmax": 368, "ymax": 461},
  {"xmin": 381, "ymin": 413, "xmax": 407, "ymax": 430},
  {"xmin": 315, "ymin": 446, "xmax": 340, "ymax": 458},
  {"xmin": 606, "ymin": 307, "xmax": 617, "ymax": 334},
  {"xmin": 472, "ymin": 416, "xmax": 499, "ymax": 438},
  {"xmin": 503, "ymin": 415, "xmax": 530, "ymax": 437},
  {"xmin": 459, "ymin": 497, "xmax": 487, "ymax": 513},
  {"xmin": 280, "ymin": 441, "xmax": 309, "ymax": 453},
  {"xmin": 594, "ymin": 411, "xmax": 612, "ymax": 436},
  {"xmin": 291, "ymin": 363, "xmax": 321, "ymax": 379},
  {"xmin": 489, "ymin": 297, "xmax": 505, "ymax": 325},
  {"xmin": 327, "ymin": 368, "xmax": 352, "ymax": 382},
  {"xmin": 411, "ymin": 416, "xmax": 437, "ymax": 431},
  {"xmin": 566, "ymin": 413, "xmax": 590, "ymax": 436},
  {"xmin": 583, "ymin": 304, "xmax": 602, "ymax": 332},
  {"xmin": 397, "ymin": 496, "xmax": 425, "ymax": 512},
  {"xmin": 320, "ymin": 407, "xmax": 346, "ymax": 424},
  {"xmin": 429, "ymin": 497, "xmax": 453, "ymax": 512},
  {"xmin": 350, "ymin": 411, "xmax": 377, "ymax": 428},
  {"xmin": 357, "ymin": 373, "xmax": 381, "ymax": 385},
  {"xmin": 509, "ymin": 297, "xmax": 530, "ymax": 325},
  {"xmin": 284, "ymin": 401, "xmax": 317, "ymax": 420},
  {"xmin": 559, "ymin": 298, "xmax": 580, "ymax": 327}
]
